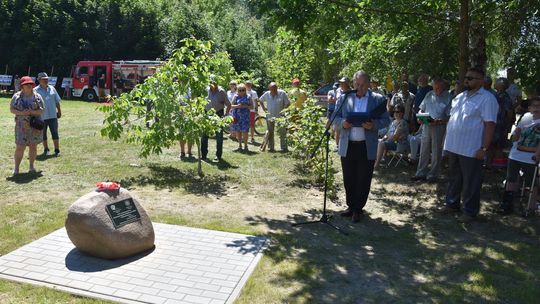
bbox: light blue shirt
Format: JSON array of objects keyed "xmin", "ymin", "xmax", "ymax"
[
  {"xmin": 419, "ymin": 90, "xmax": 452, "ymax": 119},
  {"xmin": 260, "ymin": 90, "xmax": 290, "ymax": 118},
  {"xmin": 34, "ymin": 85, "xmax": 61, "ymax": 120}
]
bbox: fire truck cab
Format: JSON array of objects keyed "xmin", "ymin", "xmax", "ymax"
[{"xmin": 71, "ymin": 60, "xmax": 162, "ymax": 102}]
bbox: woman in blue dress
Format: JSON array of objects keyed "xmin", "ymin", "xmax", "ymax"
[{"xmin": 230, "ymin": 84, "xmax": 252, "ymax": 151}]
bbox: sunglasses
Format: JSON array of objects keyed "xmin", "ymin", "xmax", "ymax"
[
  {"xmin": 464, "ymin": 76, "xmax": 481, "ymax": 81},
  {"xmin": 238, "ymin": 89, "xmax": 246, "ymax": 92}
]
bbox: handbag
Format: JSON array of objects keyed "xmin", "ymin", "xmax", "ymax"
[{"xmin": 29, "ymin": 116, "xmax": 45, "ymax": 130}]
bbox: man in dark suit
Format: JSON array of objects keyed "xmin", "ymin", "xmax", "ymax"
[{"xmin": 334, "ymin": 71, "xmax": 391, "ymax": 222}]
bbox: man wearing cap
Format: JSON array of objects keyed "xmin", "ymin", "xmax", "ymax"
[
  {"xmin": 34, "ymin": 72, "xmax": 62, "ymax": 157},
  {"xmin": 201, "ymin": 79, "xmax": 231, "ymax": 162},
  {"xmin": 288, "ymin": 78, "xmax": 308, "ymax": 109},
  {"xmin": 259, "ymin": 82, "xmax": 290, "ymax": 152}
]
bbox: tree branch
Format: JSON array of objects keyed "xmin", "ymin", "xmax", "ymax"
[{"xmin": 324, "ymin": 0, "xmax": 459, "ymax": 23}]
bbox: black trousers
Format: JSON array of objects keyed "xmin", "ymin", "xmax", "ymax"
[
  {"xmin": 445, "ymin": 151, "xmax": 484, "ymax": 216},
  {"xmin": 201, "ymin": 109, "xmax": 225, "ymax": 159},
  {"xmin": 340, "ymin": 141, "xmax": 375, "ymax": 212}
]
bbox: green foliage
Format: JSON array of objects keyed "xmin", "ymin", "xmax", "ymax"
[
  {"xmin": 0, "ymin": 0, "xmax": 266, "ymax": 81},
  {"xmin": 99, "ymin": 38, "xmax": 234, "ymax": 176},
  {"xmin": 250, "ymin": 0, "xmax": 538, "ymax": 88},
  {"xmin": 276, "ymin": 99, "xmax": 336, "ymax": 198},
  {"xmin": 264, "ymin": 28, "xmax": 316, "ymax": 90}
]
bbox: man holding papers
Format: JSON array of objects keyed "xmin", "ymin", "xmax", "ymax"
[
  {"xmin": 412, "ymin": 78, "xmax": 452, "ymax": 182},
  {"xmin": 333, "ymin": 71, "xmax": 390, "ymax": 222}
]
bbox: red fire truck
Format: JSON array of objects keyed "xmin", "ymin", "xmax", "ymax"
[{"xmin": 71, "ymin": 60, "xmax": 162, "ymax": 101}]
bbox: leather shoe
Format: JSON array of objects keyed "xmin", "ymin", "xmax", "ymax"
[
  {"xmin": 436, "ymin": 205, "xmax": 460, "ymax": 215},
  {"xmin": 352, "ymin": 211, "xmax": 362, "ymax": 222},
  {"xmin": 340, "ymin": 208, "xmax": 353, "ymax": 217}
]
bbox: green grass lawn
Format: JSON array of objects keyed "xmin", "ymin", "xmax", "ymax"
[{"xmin": 1, "ymin": 97, "xmax": 540, "ymax": 303}]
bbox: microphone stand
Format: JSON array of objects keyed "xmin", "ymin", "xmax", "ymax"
[{"xmin": 292, "ymin": 91, "xmax": 354, "ymax": 236}]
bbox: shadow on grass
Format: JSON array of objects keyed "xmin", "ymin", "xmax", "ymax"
[
  {"xmin": 35, "ymin": 154, "xmax": 56, "ymax": 162},
  {"xmin": 245, "ymin": 164, "xmax": 540, "ymax": 303},
  {"xmin": 6, "ymin": 171, "xmax": 43, "ymax": 184},
  {"xmin": 203, "ymin": 158, "xmax": 239, "ymax": 170},
  {"xmin": 119, "ymin": 164, "xmax": 233, "ymax": 197},
  {"xmin": 225, "ymin": 236, "xmax": 269, "ymax": 255}
]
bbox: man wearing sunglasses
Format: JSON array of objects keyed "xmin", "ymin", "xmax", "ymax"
[{"xmin": 440, "ymin": 67, "xmax": 498, "ymax": 223}]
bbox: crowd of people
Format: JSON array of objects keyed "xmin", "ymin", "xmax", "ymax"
[
  {"xmin": 9, "ymin": 67, "xmax": 540, "ymax": 224},
  {"xmin": 327, "ymin": 68, "xmax": 540, "ymax": 223},
  {"xmin": 197, "ymin": 78, "xmax": 305, "ymax": 161}
]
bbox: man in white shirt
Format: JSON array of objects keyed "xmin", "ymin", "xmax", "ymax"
[
  {"xmin": 440, "ymin": 67, "xmax": 498, "ymax": 222},
  {"xmin": 259, "ymin": 82, "xmax": 290, "ymax": 152}
]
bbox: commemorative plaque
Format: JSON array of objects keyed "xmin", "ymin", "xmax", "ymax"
[{"xmin": 106, "ymin": 198, "xmax": 141, "ymax": 229}]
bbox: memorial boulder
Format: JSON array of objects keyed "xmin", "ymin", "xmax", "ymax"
[{"xmin": 66, "ymin": 187, "xmax": 155, "ymax": 259}]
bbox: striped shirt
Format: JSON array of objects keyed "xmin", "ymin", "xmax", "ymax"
[{"xmin": 443, "ymin": 88, "xmax": 498, "ymax": 157}]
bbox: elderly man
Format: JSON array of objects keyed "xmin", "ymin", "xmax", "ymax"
[
  {"xmin": 334, "ymin": 71, "xmax": 390, "ymax": 222},
  {"xmin": 201, "ymin": 79, "xmax": 231, "ymax": 162},
  {"xmin": 440, "ymin": 67, "xmax": 498, "ymax": 223},
  {"xmin": 412, "ymin": 78, "xmax": 452, "ymax": 182},
  {"xmin": 259, "ymin": 82, "xmax": 290, "ymax": 152},
  {"xmin": 34, "ymin": 72, "xmax": 62, "ymax": 157}
]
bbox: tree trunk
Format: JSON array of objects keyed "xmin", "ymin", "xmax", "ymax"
[
  {"xmin": 469, "ymin": 20, "xmax": 488, "ymax": 71},
  {"xmin": 458, "ymin": 0, "xmax": 470, "ymax": 93},
  {"xmin": 196, "ymin": 142, "xmax": 203, "ymax": 177}
]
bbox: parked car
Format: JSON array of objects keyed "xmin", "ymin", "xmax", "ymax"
[{"xmin": 312, "ymin": 83, "xmax": 334, "ymax": 110}]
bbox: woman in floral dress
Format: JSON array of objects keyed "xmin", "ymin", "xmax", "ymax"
[
  {"xmin": 10, "ymin": 76, "xmax": 44, "ymax": 175},
  {"xmin": 230, "ymin": 84, "xmax": 252, "ymax": 151}
]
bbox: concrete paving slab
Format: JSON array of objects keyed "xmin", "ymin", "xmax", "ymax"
[{"xmin": 0, "ymin": 223, "xmax": 268, "ymax": 304}]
